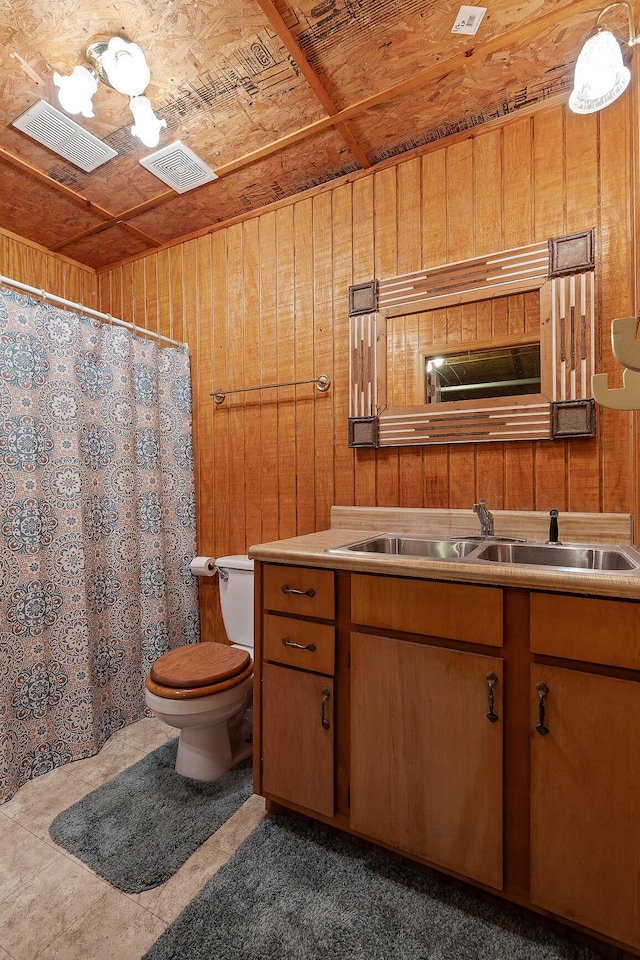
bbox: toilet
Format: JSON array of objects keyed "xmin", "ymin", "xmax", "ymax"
[{"xmin": 144, "ymin": 555, "xmax": 254, "ymax": 782}]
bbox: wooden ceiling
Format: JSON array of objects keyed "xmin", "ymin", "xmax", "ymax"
[{"xmin": 0, "ymin": 0, "xmax": 624, "ymax": 270}]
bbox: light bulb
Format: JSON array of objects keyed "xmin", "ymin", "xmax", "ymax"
[
  {"xmin": 569, "ymin": 29, "xmax": 631, "ymax": 114},
  {"xmin": 101, "ymin": 37, "xmax": 150, "ymax": 97},
  {"xmin": 129, "ymin": 95, "xmax": 167, "ymax": 148},
  {"xmin": 53, "ymin": 65, "xmax": 98, "ymax": 118}
]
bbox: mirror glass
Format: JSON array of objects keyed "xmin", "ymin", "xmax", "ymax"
[{"xmin": 425, "ymin": 343, "xmax": 541, "ymax": 404}]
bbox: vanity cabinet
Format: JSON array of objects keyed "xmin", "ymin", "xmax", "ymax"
[
  {"xmin": 529, "ymin": 593, "xmax": 640, "ymax": 951},
  {"xmin": 260, "ymin": 564, "xmax": 336, "ymax": 818},
  {"xmin": 349, "ymin": 574, "xmax": 504, "ymax": 889},
  {"xmin": 256, "ymin": 556, "xmax": 640, "ymax": 957}
]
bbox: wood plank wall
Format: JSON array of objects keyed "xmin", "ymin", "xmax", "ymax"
[
  {"xmin": 1, "ymin": 99, "xmax": 637, "ymax": 642},
  {"xmin": 0, "ymin": 228, "xmax": 97, "ymax": 308},
  {"xmin": 97, "ymin": 100, "xmax": 637, "ymax": 641}
]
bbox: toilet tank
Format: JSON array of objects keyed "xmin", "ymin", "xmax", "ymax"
[{"xmin": 215, "ymin": 555, "xmax": 254, "ymax": 652}]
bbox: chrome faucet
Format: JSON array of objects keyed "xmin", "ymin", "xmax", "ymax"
[{"xmin": 473, "ymin": 499, "xmax": 494, "ymax": 538}]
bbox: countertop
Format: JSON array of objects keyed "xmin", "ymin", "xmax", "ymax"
[{"xmin": 249, "ymin": 526, "xmax": 640, "ymax": 601}]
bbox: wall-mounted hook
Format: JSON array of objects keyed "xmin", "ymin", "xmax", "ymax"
[
  {"xmin": 610, "ymin": 316, "xmax": 640, "ymax": 372},
  {"xmin": 592, "ymin": 367, "xmax": 640, "ymax": 410}
]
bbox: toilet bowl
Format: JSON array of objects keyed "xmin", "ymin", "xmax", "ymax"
[{"xmin": 144, "ymin": 555, "xmax": 255, "ymax": 781}]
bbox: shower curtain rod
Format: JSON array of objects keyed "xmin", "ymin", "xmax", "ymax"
[{"xmin": 0, "ymin": 275, "xmax": 185, "ymax": 349}]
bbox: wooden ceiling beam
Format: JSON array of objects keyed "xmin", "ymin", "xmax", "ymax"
[
  {"xmin": 52, "ymin": 0, "xmax": 598, "ymax": 255},
  {"xmin": 217, "ymin": 0, "xmax": 599, "ymax": 176},
  {"xmin": 50, "ymin": 190, "xmax": 174, "ymax": 251},
  {"xmin": 119, "ymin": 221, "xmax": 163, "ymax": 248},
  {"xmin": 253, "ymin": 0, "xmax": 371, "ymax": 168},
  {"xmin": 0, "ymin": 146, "xmax": 115, "ymax": 222}
]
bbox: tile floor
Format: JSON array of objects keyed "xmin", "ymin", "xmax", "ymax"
[{"xmin": 0, "ymin": 717, "xmax": 266, "ymax": 960}]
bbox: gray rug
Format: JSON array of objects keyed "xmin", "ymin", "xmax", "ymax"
[
  {"xmin": 142, "ymin": 814, "xmax": 604, "ymax": 960},
  {"xmin": 49, "ymin": 739, "xmax": 253, "ymax": 893}
]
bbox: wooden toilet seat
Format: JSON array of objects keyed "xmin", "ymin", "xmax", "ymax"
[{"xmin": 145, "ymin": 643, "xmax": 252, "ymax": 700}]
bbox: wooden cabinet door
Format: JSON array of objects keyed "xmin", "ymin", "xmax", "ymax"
[
  {"xmin": 350, "ymin": 632, "xmax": 503, "ymax": 889},
  {"xmin": 262, "ymin": 663, "xmax": 334, "ymax": 817},
  {"xmin": 530, "ymin": 665, "xmax": 640, "ymax": 949}
]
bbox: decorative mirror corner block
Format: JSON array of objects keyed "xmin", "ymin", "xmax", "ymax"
[
  {"xmin": 551, "ymin": 399, "xmax": 596, "ymax": 437},
  {"xmin": 548, "ymin": 228, "xmax": 595, "ymax": 279},
  {"xmin": 349, "ymin": 281, "xmax": 378, "ymax": 316},
  {"xmin": 348, "ymin": 417, "xmax": 379, "ymax": 448}
]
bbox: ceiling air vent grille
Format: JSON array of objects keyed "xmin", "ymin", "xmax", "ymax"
[
  {"xmin": 140, "ymin": 141, "xmax": 218, "ymax": 194},
  {"xmin": 12, "ymin": 100, "xmax": 117, "ymax": 172}
]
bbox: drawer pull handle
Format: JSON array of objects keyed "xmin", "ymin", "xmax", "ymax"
[
  {"xmin": 321, "ymin": 688, "xmax": 331, "ymax": 729},
  {"xmin": 281, "ymin": 584, "xmax": 316, "ymax": 598},
  {"xmin": 486, "ymin": 671, "xmax": 499, "ymax": 723},
  {"xmin": 536, "ymin": 681, "xmax": 549, "ymax": 735},
  {"xmin": 281, "ymin": 637, "xmax": 317, "ymax": 652}
]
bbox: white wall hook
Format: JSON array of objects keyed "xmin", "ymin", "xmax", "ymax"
[
  {"xmin": 592, "ymin": 368, "xmax": 640, "ymax": 409},
  {"xmin": 610, "ymin": 316, "xmax": 640, "ymax": 371}
]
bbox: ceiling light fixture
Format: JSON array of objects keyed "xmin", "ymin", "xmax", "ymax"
[
  {"xmin": 53, "ymin": 36, "xmax": 167, "ymax": 148},
  {"xmin": 569, "ymin": 1, "xmax": 637, "ymax": 114}
]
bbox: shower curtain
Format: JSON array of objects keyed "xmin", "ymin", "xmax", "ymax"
[{"xmin": 0, "ymin": 286, "xmax": 200, "ymax": 803}]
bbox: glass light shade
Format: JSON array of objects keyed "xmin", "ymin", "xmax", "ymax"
[
  {"xmin": 100, "ymin": 37, "xmax": 150, "ymax": 97},
  {"xmin": 129, "ymin": 95, "xmax": 167, "ymax": 148},
  {"xmin": 53, "ymin": 65, "xmax": 98, "ymax": 118},
  {"xmin": 569, "ymin": 29, "xmax": 631, "ymax": 113}
]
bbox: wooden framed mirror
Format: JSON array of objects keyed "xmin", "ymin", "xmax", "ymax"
[{"xmin": 348, "ymin": 230, "xmax": 596, "ymax": 448}]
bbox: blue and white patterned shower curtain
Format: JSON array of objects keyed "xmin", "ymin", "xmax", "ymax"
[{"xmin": 0, "ymin": 287, "xmax": 200, "ymax": 803}]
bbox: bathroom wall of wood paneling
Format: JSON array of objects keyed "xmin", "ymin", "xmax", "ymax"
[
  {"xmin": 0, "ymin": 228, "xmax": 98, "ymax": 307},
  {"xmin": 98, "ymin": 100, "xmax": 638, "ymax": 641},
  {"xmin": 2, "ymin": 99, "xmax": 638, "ymax": 642}
]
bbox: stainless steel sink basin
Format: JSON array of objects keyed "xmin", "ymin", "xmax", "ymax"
[
  {"xmin": 474, "ymin": 541, "xmax": 640, "ymax": 571},
  {"xmin": 327, "ymin": 534, "xmax": 480, "ymax": 560},
  {"xmin": 327, "ymin": 532, "xmax": 640, "ymax": 574}
]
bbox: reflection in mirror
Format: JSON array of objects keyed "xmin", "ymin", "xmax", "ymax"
[{"xmin": 425, "ymin": 343, "xmax": 541, "ymax": 404}]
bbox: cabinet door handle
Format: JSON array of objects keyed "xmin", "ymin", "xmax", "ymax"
[
  {"xmin": 535, "ymin": 681, "xmax": 549, "ymax": 735},
  {"xmin": 281, "ymin": 636, "xmax": 317, "ymax": 652},
  {"xmin": 486, "ymin": 671, "xmax": 499, "ymax": 723},
  {"xmin": 281, "ymin": 584, "xmax": 316, "ymax": 598},
  {"xmin": 320, "ymin": 688, "xmax": 331, "ymax": 729}
]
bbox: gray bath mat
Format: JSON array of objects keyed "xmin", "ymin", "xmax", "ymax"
[
  {"xmin": 142, "ymin": 814, "xmax": 603, "ymax": 960},
  {"xmin": 49, "ymin": 739, "xmax": 253, "ymax": 892}
]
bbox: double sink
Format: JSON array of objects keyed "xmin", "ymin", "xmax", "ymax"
[{"xmin": 327, "ymin": 533, "xmax": 640, "ymax": 574}]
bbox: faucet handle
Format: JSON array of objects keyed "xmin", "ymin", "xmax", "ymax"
[{"xmin": 547, "ymin": 509, "xmax": 561, "ymax": 545}]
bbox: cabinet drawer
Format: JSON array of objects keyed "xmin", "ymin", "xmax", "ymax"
[
  {"xmin": 351, "ymin": 574, "xmax": 502, "ymax": 646},
  {"xmin": 263, "ymin": 614, "xmax": 335, "ymax": 675},
  {"xmin": 530, "ymin": 592, "xmax": 640, "ymax": 670},
  {"xmin": 263, "ymin": 564, "xmax": 335, "ymax": 619}
]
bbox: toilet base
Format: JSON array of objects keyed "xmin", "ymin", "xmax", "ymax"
[
  {"xmin": 144, "ymin": 672, "xmax": 254, "ymax": 783},
  {"xmin": 175, "ymin": 714, "xmax": 253, "ymax": 782}
]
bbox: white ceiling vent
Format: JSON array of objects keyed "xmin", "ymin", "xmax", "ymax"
[
  {"xmin": 139, "ymin": 141, "xmax": 218, "ymax": 194},
  {"xmin": 12, "ymin": 100, "xmax": 117, "ymax": 172}
]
